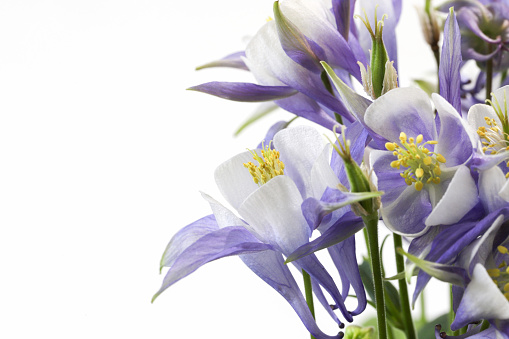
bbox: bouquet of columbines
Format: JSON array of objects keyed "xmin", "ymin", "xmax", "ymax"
[{"xmin": 153, "ymin": 0, "xmax": 509, "ymax": 338}]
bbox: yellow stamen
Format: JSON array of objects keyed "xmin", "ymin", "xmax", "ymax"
[
  {"xmin": 388, "ymin": 131, "xmax": 445, "ymax": 191},
  {"xmin": 243, "ymin": 143, "xmax": 285, "ymax": 186},
  {"xmin": 488, "ymin": 268, "xmax": 501, "ymax": 278},
  {"xmin": 385, "ymin": 142, "xmax": 396, "ymax": 151},
  {"xmin": 415, "ymin": 181, "xmax": 423, "ymax": 191}
]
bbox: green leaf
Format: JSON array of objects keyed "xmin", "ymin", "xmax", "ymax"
[
  {"xmin": 413, "ymin": 79, "xmax": 436, "ymax": 96},
  {"xmin": 416, "ymin": 313, "xmax": 450, "ymax": 338},
  {"xmin": 234, "ymin": 103, "xmax": 279, "ymax": 136},
  {"xmin": 359, "ymin": 260, "xmax": 404, "ymax": 330}
]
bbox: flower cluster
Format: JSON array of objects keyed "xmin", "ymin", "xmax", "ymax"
[{"xmin": 155, "ymin": 1, "xmax": 509, "ymax": 338}]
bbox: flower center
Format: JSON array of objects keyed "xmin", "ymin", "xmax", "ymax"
[
  {"xmin": 243, "ymin": 143, "xmax": 285, "ymax": 186},
  {"xmin": 477, "ymin": 117, "xmax": 509, "ymax": 154},
  {"xmin": 385, "ymin": 132, "xmax": 446, "ymax": 191},
  {"xmin": 477, "ymin": 117, "xmax": 509, "ymax": 177},
  {"xmin": 487, "ymin": 245, "xmax": 509, "ymax": 301}
]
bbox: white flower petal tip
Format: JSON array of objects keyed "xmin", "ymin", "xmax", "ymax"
[
  {"xmin": 452, "ymin": 264, "xmax": 509, "ymax": 330},
  {"xmin": 425, "ymin": 165, "xmax": 478, "ymax": 226}
]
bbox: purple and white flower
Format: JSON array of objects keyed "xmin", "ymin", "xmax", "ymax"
[
  {"xmin": 154, "ymin": 125, "xmax": 379, "ymax": 338},
  {"xmin": 366, "ymin": 87, "xmax": 478, "ymax": 237}
]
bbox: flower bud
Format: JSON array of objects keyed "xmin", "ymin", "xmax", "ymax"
[
  {"xmin": 329, "ymin": 126, "xmax": 377, "ymax": 216},
  {"xmin": 343, "ymin": 325, "xmax": 375, "ymax": 339},
  {"xmin": 355, "ymin": 8, "xmax": 398, "ymax": 99}
]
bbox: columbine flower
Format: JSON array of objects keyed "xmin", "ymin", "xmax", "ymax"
[
  {"xmin": 284, "ymin": 121, "xmax": 382, "ymax": 317},
  {"xmin": 188, "ymin": 0, "xmax": 403, "ymax": 130},
  {"xmin": 438, "ymin": 0, "xmax": 509, "ymax": 72},
  {"xmin": 401, "ymin": 160, "xmax": 509, "ymax": 335},
  {"xmin": 468, "ymin": 85, "xmax": 509, "ymax": 173},
  {"xmin": 154, "ymin": 125, "xmax": 378, "ymax": 337},
  {"xmin": 403, "ymin": 212, "xmax": 509, "ymax": 337},
  {"xmin": 366, "ymin": 87, "xmax": 478, "ymax": 236}
]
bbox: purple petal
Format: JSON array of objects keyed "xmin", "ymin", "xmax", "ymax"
[
  {"xmin": 381, "ymin": 186, "xmax": 433, "ymax": 237},
  {"xmin": 332, "ymin": 0, "xmax": 353, "ymax": 40},
  {"xmin": 371, "ymin": 150, "xmax": 409, "ymax": 206},
  {"xmin": 153, "ymin": 226, "xmax": 274, "ymax": 301},
  {"xmin": 277, "ymin": 0, "xmax": 362, "ymax": 80},
  {"xmin": 196, "ymin": 51, "xmax": 249, "ymax": 71},
  {"xmin": 160, "ymin": 214, "xmax": 218, "ymax": 270},
  {"xmin": 273, "ymin": 1, "xmax": 324, "ymax": 73},
  {"xmin": 275, "ymin": 93, "xmax": 339, "ymax": 130},
  {"xmin": 328, "ymin": 236, "xmax": 366, "ymax": 315},
  {"xmin": 286, "ymin": 211, "xmax": 364, "ymax": 262},
  {"xmin": 433, "ymin": 94, "xmax": 474, "ymax": 166},
  {"xmin": 189, "ymin": 82, "xmax": 297, "ymax": 102},
  {"xmin": 439, "ymin": 8, "xmax": 463, "ymax": 114},
  {"xmin": 294, "ymin": 253, "xmax": 353, "ymax": 322},
  {"xmin": 311, "ymin": 278, "xmax": 343, "ymax": 326},
  {"xmin": 240, "ymin": 250, "xmax": 343, "ymax": 339},
  {"xmin": 457, "ymin": 7, "xmax": 502, "ymax": 44}
]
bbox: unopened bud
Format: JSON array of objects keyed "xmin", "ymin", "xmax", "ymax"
[
  {"xmin": 355, "ymin": 8, "xmax": 398, "ymax": 99},
  {"xmin": 343, "ymin": 325, "xmax": 375, "ymax": 339},
  {"xmin": 329, "ymin": 126, "xmax": 377, "ymax": 215}
]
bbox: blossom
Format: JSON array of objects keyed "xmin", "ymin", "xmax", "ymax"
[
  {"xmin": 438, "ymin": 0, "xmax": 509, "ymax": 72},
  {"xmin": 189, "ymin": 0, "xmax": 402, "ymax": 130},
  {"xmin": 401, "ymin": 160, "xmax": 509, "ymax": 335},
  {"xmin": 366, "ymin": 87, "xmax": 478, "ymax": 236},
  {"xmin": 468, "ymin": 85, "xmax": 509, "ymax": 173},
  {"xmin": 154, "ymin": 125, "xmax": 377, "ymax": 338}
]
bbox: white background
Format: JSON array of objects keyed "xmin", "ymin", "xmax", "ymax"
[{"xmin": 0, "ymin": 1, "xmax": 450, "ymax": 338}]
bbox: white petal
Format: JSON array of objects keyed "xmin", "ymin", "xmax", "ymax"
[
  {"xmin": 364, "ymin": 87, "xmax": 436, "ymax": 143},
  {"xmin": 244, "ymin": 21, "xmax": 289, "ymax": 86},
  {"xmin": 381, "ymin": 185, "xmax": 432, "ymax": 237},
  {"xmin": 310, "ymin": 143, "xmax": 340, "ymax": 198},
  {"xmin": 499, "ymin": 177, "xmax": 509, "ymax": 202},
  {"xmin": 214, "ymin": 151, "xmax": 260, "ymax": 210},
  {"xmin": 454, "ymin": 264, "xmax": 509, "ymax": 328},
  {"xmin": 238, "ymin": 175, "xmax": 309, "ymax": 255},
  {"xmin": 479, "ymin": 166, "xmax": 508, "ymax": 213},
  {"xmin": 467, "ymin": 104, "xmax": 502, "ymax": 131},
  {"xmin": 492, "ymin": 85, "xmax": 509, "ymax": 116},
  {"xmin": 425, "ymin": 165, "xmax": 479, "ymax": 226},
  {"xmin": 200, "ymin": 192, "xmax": 248, "ymax": 229},
  {"xmin": 274, "ymin": 125, "xmax": 326, "ymax": 198}
]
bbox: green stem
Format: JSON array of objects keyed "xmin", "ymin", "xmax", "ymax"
[
  {"xmin": 420, "ymin": 289, "xmax": 426, "ymax": 324},
  {"xmin": 363, "ymin": 227, "xmax": 372, "ymax": 259},
  {"xmin": 480, "ymin": 319, "xmax": 490, "ymax": 331},
  {"xmin": 364, "ymin": 214, "xmax": 388, "ymax": 339},
  {"xmin": 393, "ymin": 234, "xmax": 416, "ymax": 339},
  {"xmin": 450, "ymin": 286, "xmax": 459, "ymax": 336},
  {"xmin": 486, "ymin": 47, "xmax": 493, "ymax": 101},
  {"xmin": 303, "ymin": 270, "xmax": 316, "ymax": 339}
]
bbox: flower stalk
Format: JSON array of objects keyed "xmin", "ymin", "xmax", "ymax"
[
  {"xmin": 393, "ymin": 234, "xmax": 416, "ymax": 339},
  {"xmin": 303, "ymin": 269, "xmax": 317, "ymax": 339},
  {"xmin": 330, "ymin": 127, "xmax": 387, "ymax": 339}
]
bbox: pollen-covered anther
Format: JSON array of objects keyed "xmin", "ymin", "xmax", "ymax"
[
  {"xmin": 385, "ymin": 132, "xmax": 446, "ymax": 191},
  {"xmin": 488, "ymin": 247, "xmax": 509, "ymax": 301},
  {"xmin": 243, "ymin": 143, "xmax": 285, "ymax": 186}
]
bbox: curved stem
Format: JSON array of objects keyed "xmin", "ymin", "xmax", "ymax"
[
  {"xmin": 302, "ymin": 270, "xmax": 316, "ymax": 339},
  {"xmin": 486, "ymin": 46, "xmax": 494, "ymax": 101},
  {"xmin": 393, "ymin": 234, "xmax": 416, "ymax": 339},
  {"xmin": 364, "ymin": 214, "xmax": 388, "ymax": 339}
]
